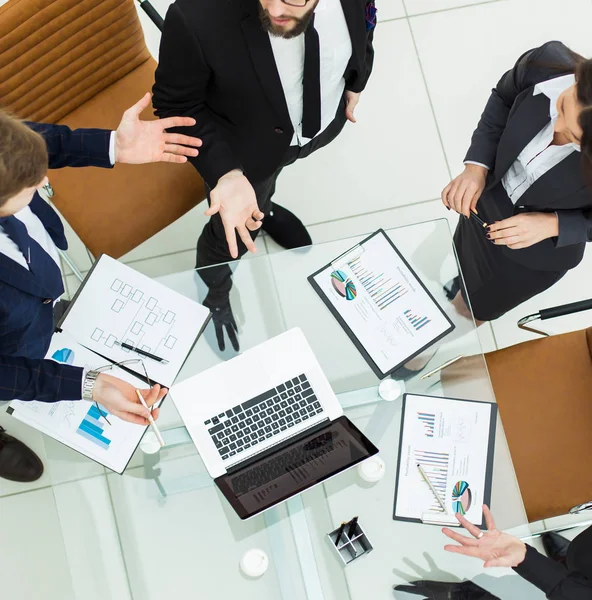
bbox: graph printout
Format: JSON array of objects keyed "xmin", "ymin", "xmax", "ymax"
[
  {"xmin": 310, "ymin": 231, "xmax": 453, "ymax": 376},
  {"xmin": 8, "ymin": 332, "xmax": 153, "ymax": 473},
  {"xmin": 393, "ymin": 394, "xmax": 496, "ymax": 526}
]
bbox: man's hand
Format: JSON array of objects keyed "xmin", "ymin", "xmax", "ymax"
[
  {"xmin": 487, "ymin": 213, "xmax": 559, "ymax": 249},
  {"xmin": 92, "ymin": 373, "xmax": 167, "ymax": 426},
  {"xmin": 114, "ymin": 92, "xmax": 202, "ymax": 164},
  {"xmin": 345, "ymin": 91, "xmax": 361, "ymax": 123},
  {"xmin": 206, "ymin": 169, "xmax": 264, "ymax": 258},
  {"xmin": 443, "ymin": 505, "xmax": 527, "ymax": 568},
  {"xmin": 442, "ymin": 164, "xmax": 488, "ymax": 218}
]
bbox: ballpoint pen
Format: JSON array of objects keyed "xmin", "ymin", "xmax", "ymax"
[
  {"xmin": 335, "ymin": 521, "xmax": 347, "ymax": 547},
  {"xmin": 417, "ymin": 463, "xmax": 448, "ymax": 514},
  {"xmin": 135, "ymin": 389, "xmax": 166, "ymax": 448},
  {"xmin": 116, "ymin": 341, "xmax": 169, "ymax": 365},
  {"xmin": 420, "ymin": 355, "xmax": 464, "ymax": 380},
  {"xmin": 347, "ymin": 516, "xmax": 359, "ymax": 539},
  {"xmin": 469, "ymin": 211, "xmax": 488, "ymax": 228}
]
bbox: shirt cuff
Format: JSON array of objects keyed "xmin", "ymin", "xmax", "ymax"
[
  {"xmin": 464, "ymin": 161, "xmax": 490, "ymax": 170},
  {"xmin": 109, "ymin": 132, "xmax": 116, "ymax": 165}
]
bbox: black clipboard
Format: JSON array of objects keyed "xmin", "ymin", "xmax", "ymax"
[
  {"xmin": 392, "ymin": 393, "xmax": 498, "ymax": 528},
  {"xmin": 307, "ymin": 229, "xmax": 455, "ymax": 379}
]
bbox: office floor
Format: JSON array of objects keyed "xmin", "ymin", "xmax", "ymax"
[{"xmin": 1, "ymin": 0, "xmax": 592, "ymax": 598}]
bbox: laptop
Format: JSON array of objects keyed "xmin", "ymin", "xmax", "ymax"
[{"xmin": 170, "ymin": 328, "xmax": 379, "ymax": 519}]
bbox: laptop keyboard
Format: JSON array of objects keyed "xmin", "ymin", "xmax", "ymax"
[{"xmin": 204, "ymin": 374, "xmax": 323, "ymax": 462}]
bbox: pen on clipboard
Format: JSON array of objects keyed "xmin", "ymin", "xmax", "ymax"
[
  {"xmin": 417, "ymin": 463, "xmax": 448, "ymax": 514},
  {"xmin": 135, "ymin": 389, "xmax": 166, "ymax": 448},
  {"xmin": 115, "ymin": 341, "xmax": 169, "ymax": 365},
  {"xmin": 420, "ymin": 355, "xmax": 464, "ymax": 380}
]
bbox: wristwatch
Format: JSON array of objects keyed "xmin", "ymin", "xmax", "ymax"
[{"xmin": 82, "ymin": 369, "xmax": 100, "ymax": 401}]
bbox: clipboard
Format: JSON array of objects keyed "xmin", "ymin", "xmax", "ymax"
[
  {"xmin": 308, "ymin": 229, "xmax": 455, "ymax": 379},
  {"xmin": 392, "ymin": 393, "xmax": 497, "ymax": 528}
]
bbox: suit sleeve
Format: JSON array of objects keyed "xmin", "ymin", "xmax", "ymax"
[
  {"xmin": 513, "ymin": 545, "xmax": 592, "ymax": 600},
  {"xmin": 152, "ymin": 4, "xmax": 241, "ymax": 188},
  {"xmin": 555, "ymin": 208, "xmax": 592, "ymax": 247},
  {"xmin": 465, "ymin": 41, "xmax": 571, "ymax": 168},
  {"xmin": 25, "ymin": 122, "xmax": 113, "ymax": 170},
  {"xmin": 0, "ymin": 356, "xmax": 83, "ymax": 402},
  {"xmin": 345, "ymin": 2, "xmax": 376, "ymax": 94}
]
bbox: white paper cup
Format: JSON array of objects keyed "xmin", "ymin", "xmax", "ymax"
[
  {"xmin": 240, "ymin": 548, "xmax": 269, "ymax": 578},
  {"xmin": 358, "ymin": 455, "xmax": 386, "ymax": 483},
  {"xmin": 378, "ymin": 379, "xmax": 402, "ymax": 402}
]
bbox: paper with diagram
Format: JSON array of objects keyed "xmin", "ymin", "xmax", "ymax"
[
  {"xmin": 8, "ymin": 332, "xmax": 156, "ymax": 473},
  {"xmin": 393, "ymin": 393, "xmax": 497, "ymax": 527},
  {"xmin": 60, "ymin": 255, "xmax": 211, "ymax": 387}
]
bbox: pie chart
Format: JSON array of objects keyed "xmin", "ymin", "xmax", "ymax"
[
  {"xmin": 452, "ymin": 480, "xmax": 472, "ymax": 515},
  {"xmin": 330, "ymin": 270, "xmax": 357, "ymax": 301}
]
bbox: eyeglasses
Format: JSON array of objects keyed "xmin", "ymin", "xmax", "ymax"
[{"xmin": 280, "ymin": 0, "xmax": 310, "ymax": 6}]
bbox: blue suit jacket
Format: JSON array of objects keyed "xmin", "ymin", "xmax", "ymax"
[{"xmin": 0, "ymin": 123, "xmax": 112, "ymax": 402}]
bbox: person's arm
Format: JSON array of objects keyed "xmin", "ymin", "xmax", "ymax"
[
  {"xmin": 514, "ymin": 545, "xmax": 592, "ymax": 600},
  {"xmin": 345, "ymin": 1, "xmax": 376, "ymax": 94},
  {"xmin": 555, "ymin": 208, "xmax": 592, "ymax": 247},
  {"xmin": 152, "ymin": 3, "xmax": 241, "ymax": 188},
  {"xmin": 465, "ymin": 41, "xmax": 571, "ymax": 168}
]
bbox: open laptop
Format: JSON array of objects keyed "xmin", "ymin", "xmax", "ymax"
[{"xmin": 170, "ymin": 328, "xmax": 378, "ymax": 519}]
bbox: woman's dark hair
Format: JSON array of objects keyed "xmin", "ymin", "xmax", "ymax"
[{"xmin": 574, "ymin": 57, "xmax": 592, "ymax": 168}]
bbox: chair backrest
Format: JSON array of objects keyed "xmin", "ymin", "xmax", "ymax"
[{"xmin": 0, "ymin": 0, "xmax": 151, "ymax": 121}]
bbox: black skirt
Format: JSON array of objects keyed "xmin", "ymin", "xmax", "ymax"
[{"xmin": 453, "ymin": 192, "xmax": 567, "ymax": 321}]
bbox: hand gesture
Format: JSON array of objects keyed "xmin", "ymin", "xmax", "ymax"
[
  {"xmin": 206, "ymin": 169, "xmax": 264, "ymax": 258},
  {"xmin": 442, "ymin": 505, "xmax": 527, "ymax": 568},
  {"xmin": 486, "ymin": 213, "xmax": 559, "ymax": 249},
  {"xmin": 345, "ymin": 91, "xmax": 361, "ymax": 123},
  {"xmin": 114, "ymin": 92, "xmax": 202, "ymax": 164},
  {"xmin": 93, "ymin": 373, "xmax": 167, "ymax": 425},
  {"xmin": 442, "ymin": 164, "xmax": 488, "ymax": 218}
]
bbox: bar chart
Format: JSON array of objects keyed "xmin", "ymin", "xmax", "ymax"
[
  {"xmin": 415, "ymin": 450, "xmax": 449, "ymax": 512},
  {"xmin": 417, "ymin": 412, "xmax": 436, "ymax": 438},
  {"xmin": 76, "ymin": 404, "xmax": 112, "ymax": 451},
  {"xmin": 404, "ymin": 309, "xmax": 431, "ymax": 331},
  {"xmin": 347, "ymin": 255, "xmax": 408, "ymax": 310}
]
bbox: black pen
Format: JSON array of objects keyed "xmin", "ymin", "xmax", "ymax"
[
  {"xmin": 469, "ymin": 211, "xmax": 488, "ymax": 229},
  {"xmin": 347, "ymin": 516, "xmax": 359, "ymax": 539},
  {"xmin": 115, "ymin": 341, "xmax": 169, "ymax": 365},
  {"xmin": 335, "ymin": 521, "xmax": 347, "ymax": 547}
]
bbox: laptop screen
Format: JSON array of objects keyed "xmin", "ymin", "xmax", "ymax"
[{"xmin": 215, "ymin": 416, "xmax": 378, "ymax": 519}]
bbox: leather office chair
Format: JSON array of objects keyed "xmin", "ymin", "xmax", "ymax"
[
  {"xmin": 0, "ymin": 0, "xmax": 205, "ymax": 260},
  {"xmin": 443, "ymin": 299, "xmax": 592, "ymax": 524}
]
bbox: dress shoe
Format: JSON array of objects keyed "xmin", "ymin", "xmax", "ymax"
[
  {"xmin": 443, "ymin": 276, "xmax": 461, "ymax": 301},
  {"xmin": 542, "ymin": 532, "xmax": 571, "ymax": 566},
  {"xmin": 261, "ymin": 203, "xmax": 312, "ymax": 249},
  {"xmin": 0, "ymin": 427, "xmax": 44, "ymax": 482}
]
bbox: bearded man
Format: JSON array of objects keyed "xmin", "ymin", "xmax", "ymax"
[{"xmin": 153, "ymin": 0, "xmax": 376, "ymax": 350}]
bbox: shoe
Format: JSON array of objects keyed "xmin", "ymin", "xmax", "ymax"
[
  {"xmin": 0, "ymin": 426, "xmax": 44, "ymax": 482},
  {"xmin": 391, "ymin": 348, "xmax": 438, "ymax": 382},
  {"xmin": 443, "ymin": 276, "xmax": 460, "ymax": 301},
  {"xmin": 261, "ymin": 203, "xmax": 312, "ymax": 249},
  {"xmin": 542, "ymin": 532, "xmax": 570, "ymax": 566}
]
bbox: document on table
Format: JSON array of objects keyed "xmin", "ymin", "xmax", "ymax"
[
  {"xmin": 8, "ymin": 332, "xmax": 156, "ymax": 473},
  {"xmin": 393, "ymin": 393, "xmax": 497, "ymax": 527},
  {"xmin": 308, "ymin": 230, "xmax": 454, "ymax": 378},
  {"xmin": 59, "ymin": 254, "xmax": 211, "ymax": 387}
]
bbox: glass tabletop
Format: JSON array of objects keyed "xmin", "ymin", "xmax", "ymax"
[{"xmin": 42, "ymin": 219, "xmax": 537, "ymax": 600}]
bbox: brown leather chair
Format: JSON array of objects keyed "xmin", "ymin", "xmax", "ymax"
[
  {"xmin": 0, "ymin": 0, "xmax": 205, "ymax": 259},
  {"xmin": 443, "ymin": 299, "xmax": 592, "ymax": 524}
]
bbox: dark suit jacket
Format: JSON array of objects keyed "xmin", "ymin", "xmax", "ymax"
[
  {"xmin": 514, "ymin": 526, "xmax": 592, "ymax": 600},
  {"xmin": 152, "ymin": 0, "xmax": 376, "ymax": 188},
  {"xmin": 466, "ymin": 41, "xmax": 592, "ymax": 271},
  {"xmin": 0, "ymin": 123, "xmax": 112, "ymax": 402}
]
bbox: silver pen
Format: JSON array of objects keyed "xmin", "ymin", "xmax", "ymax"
[
  {"xmin": 417, "ymin": 463, "xmax": 448, "ymax": 514},
  {"xmin": 420, "ymin": 355, "xmax": 464, "ymax": 380}
]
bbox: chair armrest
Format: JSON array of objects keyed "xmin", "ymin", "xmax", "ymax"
[
  {"xmin": 518, "ymin": 298, "xmax": 592, "ymax": 336},
  {"xmin": 137, "ymin": 0, "xmax": 164, "ymax": 31}
]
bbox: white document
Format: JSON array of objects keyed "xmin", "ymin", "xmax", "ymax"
[
  {"xmin": 61, "ymin": 255, "xmax": 211, "ymax": 387},
  {"xmin": 311, "ymin": 232, "xmax": 453, "ymax": 375},
  {"xmin": 394, "ymin": 394, "xmax": 496, "ymax": 526},
  {"xmin": 9, "ymin": 332, "xmax": 154, "ymax": 473}
]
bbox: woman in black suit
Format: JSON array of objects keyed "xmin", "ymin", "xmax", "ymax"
[{"xmin": 442, "ymin": 41, "xmax": 592, "ymax": 322}]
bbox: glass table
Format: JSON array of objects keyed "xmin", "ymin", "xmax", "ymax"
[{"xmin": 39, "ymin": 219, "xmax": 545, "ymax": 600}]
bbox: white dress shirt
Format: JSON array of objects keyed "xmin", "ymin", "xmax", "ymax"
[
  {"xmin": 268, "ymin": 0, "xmax": 352, "ymax": 147},
  {"xmin": 466, "ymin": 74, "xmax": 580, "ymax": 205}
]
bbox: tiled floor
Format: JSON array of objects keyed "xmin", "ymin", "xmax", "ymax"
[{"xmin": 2, "ymin": 0, "xmax": 592, "ymax": 598}]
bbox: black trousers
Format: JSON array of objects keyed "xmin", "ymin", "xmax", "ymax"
[
  {"xmin": 453, "ymin": 184, "xmax": 566, "ymax": 321},
  {"xmin": 196, "ymin": 101, "xmax": 347, "ymax": 296}
]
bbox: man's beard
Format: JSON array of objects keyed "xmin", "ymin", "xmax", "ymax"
[{"xmin": 258, "ymin": 2, "xmax": 318, "ymax": 40}]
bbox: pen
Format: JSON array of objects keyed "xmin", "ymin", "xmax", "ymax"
[
  {"xmin": 420, "ymin": 354, "xmax": 464, "ymax": 380},
  {"xmin": 135, "ymin": 389, "xmax": 166, "ymax": 448},
  {"xmin": 469, "ymin": 211, "xmax": 488, "ymax": 228},
  {"xmin": 116, "ymin": 341, "xmax": 169, "ymax": 365},
  {"xmin": 347, "ymin": 516, "xmax": 359, "ymax": 539},
  {"xmin": 335, "ymin": 521, "xmax": 347, "ymax": 547},
  {"xmin": 417, "ymin": 463, "xmax": 448, "ymax": 514}
]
